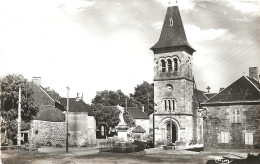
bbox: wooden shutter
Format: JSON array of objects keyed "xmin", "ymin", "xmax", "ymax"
[
  {"xmin": 245, "ymin": 133, "xmax": 249, "ymax": 145},
  {"xmin": 249, "ymin": 133, "xmax": 253, "ymax": 145}
]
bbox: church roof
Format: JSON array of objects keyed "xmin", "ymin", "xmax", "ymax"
[
  {"xmin": 151, "ymin": 6, "xmax": 195, "ymax": 53},
  {"xmin": 193, "ymin": 89, "xmax": 208, "ymax": 103},
  {"xmin": 60, "ymin": 98, "xmax": 95, "ymax": 116},
  {"xmin": 203, "ymin": 76, "xmax": 260, "ymax": 104},
  {"xmin": 127, "ymin": 107, "xmax": 149, "ymax": 119}
]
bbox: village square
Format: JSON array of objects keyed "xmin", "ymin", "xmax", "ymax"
[{"xmin": 1, "ymin": 0, "xmax": 260, "ymax": 164}]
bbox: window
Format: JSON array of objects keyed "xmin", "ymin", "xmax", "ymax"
[
  {"xmin": 161, "ymin": 60, "xmax": 166, "ymax": 72},
  {"xmin": 221, "ymin": 132, "xmax": 229, "ymax": 143},
  {"xmin": 169, "ymin": 18, "xmax": 173, "ymax": 26},
  {"xmin": 167, "ymin": 59, "xmax": 172, "ymax": 71},
  {"xmin": 173, "ymin": 58, "xmax": 178, "ymax": 71},
  {"xmin": 245, "ymin": 133, "xmax": 253, "ymax": 145},
  {"xmin": 232, "ymin": 108, "xmax": 240, "ymax": 123},
  {"xmin": 163, "ymin": 99, "xmax": 176, "ymax": 112},
  {"xmin": 164, "ymin": 100, "xmax": 167, "ymax": 111}
]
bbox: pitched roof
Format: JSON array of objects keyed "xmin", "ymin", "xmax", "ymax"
[
  {"xmin": 151, "ymin": 6, "xmax": 195, "ymax": 53},
  {"xmin": 204, "ymin": 76, "xmax": 260, "ymax": 104},
  {"xmin": 60, "ymin": 98, "xmax": 95, "ymax": 116},
  {"xmin": 132, "ymin": 125, "xmax": 146, "ymax": 133},
  {"xmin": 127, "ymin": 107, "xmax": 149, "ymax": 119},
  {"xmin": 193, "ymin": 89, "xmax": 208, "ymax": 103},
  {"xmin": 204, "ymin": 93, "xmax": 217, "ymax": 100}
]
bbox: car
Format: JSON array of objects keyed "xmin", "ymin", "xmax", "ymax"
[{"xmin": 145, "ymin": 140, "xmax": 154, "ymax": 148}]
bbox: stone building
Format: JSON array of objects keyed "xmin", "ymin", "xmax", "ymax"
[
  {"xmin": 150, "ymin": 3, "xmax": 203, "ymax": 146},
  {"xmin": 28, "ymin": 77, "xmax": 96, "ymax": 147},
  {"xmin": 60, "ymin": 98, "xmax": 96, "ymax": 146},
  {"xmin": 127, "ymin": 107, "xmax": 149, "ymax": 137},
  {"xmin": 201, "ymin": 68, "xmax": 260, "ymax": 149},
  {"xmin": 29, "ymin": 77, "xmax": 65, "ymax": 146}
]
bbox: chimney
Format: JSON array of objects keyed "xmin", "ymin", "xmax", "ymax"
[
  {"xmin": 249, "ymin": 67, "xmax": 259, "ymax": 82},
  {"xmin": 142, "ymin": 106, "xmax": 144, "ymax": 112},
  {"xmin": 32, "ymin": 77, "xmax": 41, "ymax": 86}
]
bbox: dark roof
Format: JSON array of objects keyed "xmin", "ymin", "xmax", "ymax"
[
  {"xmin": 205, "ymin": 76, "xmax": 260, "ymax": 103},
  {"xmin": 204, "ymin": 93, "xmax": 217, "ymax": 100},
  {"xmin": 127, "ymin": 107, "xmax": 149, "ymax": 119},
  {"xmin": 60, "ymin": 98, "xmax": 95, "ymax": 116},
  {"xmin": 151, "ymin": 6, "xmax": 195, "ymax": 53},
  {"xmin": 132, "ymin": 125, "xmax": 146, "ymax": 133},
  {"xmin": 193, "ymin": 89, "xmax": 208, "ymax": 103}
]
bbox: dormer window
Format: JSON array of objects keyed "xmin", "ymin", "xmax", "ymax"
[{"xmin": 170, "ymin": 18, "xmax": 174, "ymax": 26}]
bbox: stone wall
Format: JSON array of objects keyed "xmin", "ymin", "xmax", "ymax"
[
  {"xmin": 68, "ymin": 112, "xmax": 96, "ymax": 146},
  {"xmin": 29, "ymin": 120, "xmax": 66, "ymax": 146},
  {"xmin": 203, "ymin": 104, "xmax": 260, "ymax": 149}
]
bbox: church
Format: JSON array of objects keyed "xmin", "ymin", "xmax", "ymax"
[{"xmin": 150, "ymin": 2, "xmax": 203, "ymax": 146}]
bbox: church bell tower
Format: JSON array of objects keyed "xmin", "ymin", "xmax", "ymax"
[{"xmin": 151, "ymin": 2, "xmax": 196, "ymax": 146}]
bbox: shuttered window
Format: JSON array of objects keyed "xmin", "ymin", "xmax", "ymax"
[
  {"xmin": 221, "ymin": 132, "xmax": 229, "ymax": 143},
  {"xmin": 245, "ymin": 133, "xmax": 253, "ymax": 145}
]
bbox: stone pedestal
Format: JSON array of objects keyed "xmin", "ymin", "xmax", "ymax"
[{"xmin": 115, "ymin": 106, "xmax": 129, "ymax": 141}]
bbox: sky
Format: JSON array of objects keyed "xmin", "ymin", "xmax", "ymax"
[{"xmin": 0, "ymin": 0, "xmax": 259, "ymax": 104}]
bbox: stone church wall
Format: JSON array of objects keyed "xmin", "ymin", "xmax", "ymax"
[
  {"xmin": 153, "ymin": 114, "xmax": 194, "ymax": 146},
  {"xmin": 29, "ymin": 120, "xmax": 66, "ymax": 146},
  {"xmin": 203, "ymin": 104, "xmax": 260, "ymax": 149}
]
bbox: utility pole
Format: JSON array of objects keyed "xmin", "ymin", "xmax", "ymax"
[
  {"xmin": 17, "ymin": 87, "xmax": 21, "ymax": 146},
  {"xmin": 125, "ymin": 98, "xmax": 127, "ymax": 112},
  {"xmin": 170, "ymin": 103, "xmax": 172, "ymax": 144},
  {"xmin": 147, "ymin": 93, "xmax": 149, "ymax": 114},
  {"xmin": 66, "ymin": 87, "xmax": 70, "ymax": 153}
]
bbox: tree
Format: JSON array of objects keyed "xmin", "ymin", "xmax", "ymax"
[
  {"xmin": 91, "ymin": 89, "xmax": 140, "ymax": 108},
  {"xmin": 132, "ymin": 81, "xmax": 154, "ymax": 115},
  {"xmin": 123, "ymin": 111, "xmax": 135, "ymax": 127},
  {"xmin": 92, "ymin": 104, "xmax": 120, "ymax": 136},
  {"xmin": 0, "ymin": 74, "xmax": 38, "ymax": 141}
]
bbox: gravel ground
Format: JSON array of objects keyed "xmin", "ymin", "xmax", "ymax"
[{"xmin": 1, "ymin": 146, "xmax": 260, "ymax": 164}]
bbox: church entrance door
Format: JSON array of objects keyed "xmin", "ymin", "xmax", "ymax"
[{"xmin": 166, "ymin": 122, "xmax": 177, "ymax": 143}]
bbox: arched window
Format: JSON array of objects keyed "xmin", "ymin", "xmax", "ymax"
[
  {"xmin": 169, "ymin": 18, "xmax": 173, "ymax": 26},
  {"xmin": 163, "ymin": 99, "xmax": 176, "ymax": 112},
  {"xmin": 167, "ymin": 59, "xmax": 172, "ymax": 71},
  {"xmin": 161, "ymin": 60, "xmax": 166, "ymax": 72},
  {"xmin": 172, "ymin": 100, "xmax": 175, "ymax": 111},
  {"xmin": 173, "ymin": 58, "xmax": 178, "ymax": 71},
  {"xmin": 164, "ymin": 100, "xmax": 167, "ymax": 110}
]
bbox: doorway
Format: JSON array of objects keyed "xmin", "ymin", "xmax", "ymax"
[{"xmin": 166, "ymin": 122, "xmax": 177, "ymax": 143}]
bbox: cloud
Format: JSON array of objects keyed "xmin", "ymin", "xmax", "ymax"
[
  {"xmin": 227, "ymin": 0, "xmax": 260, "ymax": 16},
  {"xmin": 185, "ymin": 24, "xmax": 229, "ymax": 42},
  {"xmin": 152, "ymin": 21, "xmax": 163, "ymax": 30}
]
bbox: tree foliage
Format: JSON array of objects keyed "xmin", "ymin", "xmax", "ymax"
[
  {"xmin": 123, "ymin": 111, "xmax": 135, "ymax": 127},
  {"xmin": 0, "ymin": 74, "xmax": 38, "ymax": 140},
  {"xmin": 91, "ymin": 90, "xmax": 139, "ymax": 108},
  {"xmin": 131, "ymin": 81, "xmax": 154, "ymax": 115},
  {"xmin": 91, "ymin": 104, "xmax": 120, "ymax": 128}
]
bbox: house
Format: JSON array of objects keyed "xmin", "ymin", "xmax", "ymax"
[
  {"xmin": 60, "ymin": 98, "xmax": 96, "ymax": 146},
  {"xmin": 29, "ymin": 77, "xmax": 66, "ymax": 146},
  {"xmin": 127, "ymin": 107, "xmax": 149, "ymax": 137},
  {"xmin": 29, "ymin": 77, "xmax": 96, "ymax": 147},
  {"xmin": 201, "ymin": 67, "xmax": 260, "ymax": 149}
]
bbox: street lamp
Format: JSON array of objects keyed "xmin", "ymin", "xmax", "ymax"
[{"xmin": 66, "ymin": 87, "xmax": 70, "ymax": 153}]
